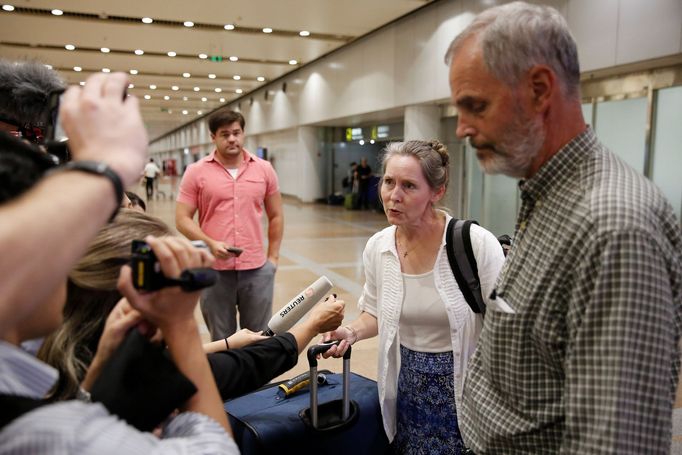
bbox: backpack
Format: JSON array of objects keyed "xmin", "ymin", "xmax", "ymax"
[{"xmin": 445, "ymin": 219, "xmax": 510, "ymax": 316}]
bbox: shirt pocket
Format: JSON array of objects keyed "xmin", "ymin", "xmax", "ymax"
[{"xmin": 244, "ymin": 178, "xmax": 267, "ymax": 204}]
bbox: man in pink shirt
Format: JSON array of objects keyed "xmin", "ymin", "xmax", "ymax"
[{"xmin": 176, "ymin": 109, "xmax": 284, "ymax": 341}]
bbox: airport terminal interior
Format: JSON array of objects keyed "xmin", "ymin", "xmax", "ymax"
[{"xmin": 1, "ymin": 0, "xmax": 682, "ymax": 452}]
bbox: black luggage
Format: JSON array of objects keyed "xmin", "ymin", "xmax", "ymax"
[{"xmin": 225, "ymin": 342, "xmax": 390, "ymax": 454}]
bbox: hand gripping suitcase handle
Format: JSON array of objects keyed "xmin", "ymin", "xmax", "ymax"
[{"xmin": 306, "ymin": 341, "xmax": 352, "ymax": 429}]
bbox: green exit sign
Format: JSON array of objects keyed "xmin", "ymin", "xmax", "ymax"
[{"xmin": 210, "ymin": 55, "xmax": 223, "ymax": 62}]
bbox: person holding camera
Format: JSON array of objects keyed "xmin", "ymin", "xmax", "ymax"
[{"xmin": 0, "ymin": 70, "xmax": 237, "ymax": 453}]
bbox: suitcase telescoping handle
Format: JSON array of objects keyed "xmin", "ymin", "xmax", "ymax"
[{"xmin": 306, "ymin": 340, "xmax": 352, "ymax": 429}]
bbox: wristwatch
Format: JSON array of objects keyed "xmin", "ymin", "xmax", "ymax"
[{"xmin": 58, "ymin": 160, "xmax": 124, "ymax": 221}]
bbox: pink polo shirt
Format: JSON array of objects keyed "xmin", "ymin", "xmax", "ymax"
[{"xmin": 177, "ymin": 149, "xmax": 280, "ymax": 271}]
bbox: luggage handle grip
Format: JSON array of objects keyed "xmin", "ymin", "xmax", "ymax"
[{"xmin": 307, "ymin": 340, "xmax": 351, "ymax": 367}]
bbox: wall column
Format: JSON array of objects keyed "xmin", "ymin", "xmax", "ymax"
[{"xmin": 404, "ymin": 104, "xmax": 441, "ymax": 141}]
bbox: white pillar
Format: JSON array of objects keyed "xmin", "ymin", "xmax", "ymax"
[
  {"xmin": 404, "ymin": 105, "xmax": 441, "ymax": 141},
  {"xmin": 297, "ymin": 126, "xmax": 324, "ymax": 203}
]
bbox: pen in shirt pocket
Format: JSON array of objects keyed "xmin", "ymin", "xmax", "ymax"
[{"xmin": 489, "ymin": 289, "xmax": 516, "ymax": 314}]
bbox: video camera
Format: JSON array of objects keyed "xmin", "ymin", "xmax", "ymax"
[{"xmin": 130, "ymin": 239, "xmax": 218, "ymax": 292}]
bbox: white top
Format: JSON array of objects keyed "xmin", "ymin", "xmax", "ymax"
[
  {"xmin": 358, "ymin": 212, "xmax": 505, "ymax": 441},
  {"xmin": 144, "ymin": 162, "xmax": 161, "ymax": 178},
  {"xmin": 227, "ymin": 168, "xmax": 238, "ymax": 179},
  {"xmin": 399, "ymin": 271, "xmax": 451, "ymax": 352}
]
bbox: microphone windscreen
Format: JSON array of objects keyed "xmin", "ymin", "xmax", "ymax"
[
  {"xmin": 266, "ymin": 276, "xmax": 333, "ymax": 335},
  {"xmin": 0, "ymin": 59, "xmax": 65, "ymax": 128}
]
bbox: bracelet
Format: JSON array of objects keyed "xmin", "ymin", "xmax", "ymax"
[
  {"xmin": 224, "ymin": 337, "xmax": 230, "ymax": 350},
  {"xmin": 53, "ymin": 161, "xmax": 124, "ymax": 222},
  {"xmin": 344, "ymin": 325, "xmax": 358, "ymax": 345}
]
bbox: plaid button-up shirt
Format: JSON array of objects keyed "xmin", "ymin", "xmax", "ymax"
[{"xmin": 460, "ymin": 128, "xmax": 682, "ymax": 454}]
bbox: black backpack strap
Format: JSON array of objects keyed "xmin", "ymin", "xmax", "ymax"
[
  {"xmin": 0, "ymin": 394, "xmax": 46, "ymax": 429},
  {"xmin": 445, "ymin": 219, "xmax": 486, "ymax": 315}
]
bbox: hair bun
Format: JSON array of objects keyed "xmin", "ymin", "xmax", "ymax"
[{"xmin": 429, "ymin": 140, "xmax": 449, "ymax": 167}]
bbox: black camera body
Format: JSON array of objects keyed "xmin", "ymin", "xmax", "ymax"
[{"xmin": 131, "ymin": 239, "xmax": 217, "ymax": 292}]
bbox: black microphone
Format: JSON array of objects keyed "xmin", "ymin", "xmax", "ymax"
[{"xmin": 263, "ymin": 276, "xmax": 333, "ymax": 336}]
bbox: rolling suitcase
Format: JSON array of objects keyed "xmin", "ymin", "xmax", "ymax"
[{"xmin": 225, "ymin": 342, "xmax": 390, "ymax": 454}]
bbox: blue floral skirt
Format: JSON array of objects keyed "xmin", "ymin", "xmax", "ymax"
[{"xmin": 393, "ymin": 345, "xmax": 464, "ymax": 455}]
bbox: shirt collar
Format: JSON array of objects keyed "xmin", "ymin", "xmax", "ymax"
[
  {"xmin": 206, "ymin": 148, "xmax": 255, "ymax": 165},
  {"xmin": 0, "ymin": 340, "xmax": 58, "ymax": 398},
  {"xmin": 519, "ymin": 127, "xmax": 597, "ymax": 204}
]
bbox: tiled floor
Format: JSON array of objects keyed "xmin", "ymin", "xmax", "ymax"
[
  {"xmin": 144, "ymin": 186, "xmax": 387, "ymax": 382},
  {"xmin": 144, "ymin": 179, "xmax": 682, "ymax": 447}
]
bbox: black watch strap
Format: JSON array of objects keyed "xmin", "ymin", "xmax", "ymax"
[{"xmin": 58, "ymin": 161, "xmax": 124, "ymax": 221}]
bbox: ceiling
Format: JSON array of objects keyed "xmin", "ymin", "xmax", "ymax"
[{"xmin": 0, "ymin": 0, "xmax": 434, "ymax": 139}]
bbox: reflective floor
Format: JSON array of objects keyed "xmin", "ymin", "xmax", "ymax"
[{"xmin": 145, "ymin": 184, "xmax": 387, "ymax": 381}]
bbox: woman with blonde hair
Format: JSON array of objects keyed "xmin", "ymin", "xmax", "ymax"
[{"xmin": 324, "ymin": 140, "xmax": 505, "ymax": 454}]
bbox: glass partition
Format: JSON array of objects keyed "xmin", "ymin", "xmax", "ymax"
[
  {"xmin": 652, "ymin": 86, "xmax": 682, "ymax": 221},
  {"xmin": 595, "ymin": 96, "xmax": 648, "ymax": 174}
]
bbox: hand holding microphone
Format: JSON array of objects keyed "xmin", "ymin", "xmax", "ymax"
[{"xmin": 264, "ymin": 276, "xmax": 334, "ymax": 336}]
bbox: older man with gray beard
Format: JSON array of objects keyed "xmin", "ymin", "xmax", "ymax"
[{"xmin": 446, "ymin": 2, "xmax": 682, "ymax": 454}]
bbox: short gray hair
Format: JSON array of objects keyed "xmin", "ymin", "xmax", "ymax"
[
  {"xmin": 381, "ymin": 140, "xmax": 449, "ymax": 191},
  {"xmin": 445, "ymin": 1, "xmax": 580, "ymax": 99}
]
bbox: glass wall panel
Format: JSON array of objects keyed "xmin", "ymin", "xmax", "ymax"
[
  {"xmin": 482, "ymin": 173, "xmax": 519, "ymax": 237},
  {"xmin": 464, "ymin": 143, "xmax": 483, "ymax": 223},
  {"xmin": 595, "ymin": 97, "xmax": 647, "ymax": 174},
  {"xmin": 581, "ymin": 102, "xmax": 593, "ymax": 127},
  {"xmin": 652, "ymin": 86, "xmax": 682, "ymax": 221}
]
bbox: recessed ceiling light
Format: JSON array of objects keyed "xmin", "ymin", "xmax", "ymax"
[
  {"xmin": 128, "ymin": 83, "xmax": 134, "ymax": 88},
  {"xmin": 359, "ymin": 139, "xmax": 365, "ymax": 145},
  {"xmin": 299, "ymin": 31, "xmax": 310, "ymax": 37},
  {"xmin": 201, "ymin": 97, "xmax": 207, "ymax": 102},
  {"xmin": 208, "ymin": 74, "xmax": 216, "ymax": 79},
  {"xmin": 229, "ymin": 56, "xmax": 238, "ymax": 62},
  {"xmin": 102, "ymin": 68, "xmax": 111, "ymax": 73},
  {"xmin": 262, "ymin": 27, "xmax": 272, "ymax": 33},
  {"xmin": 44, "ymin": 64, "xmax": 52, "ymax": 69},
  {"xmin": 65, "ymin": 44, "xmax": 75, "ymax": 51},
  {"xmin": 73, "ymin": 66, "xmax": 82, "ymax": 72},
  {"xmin": 183, "ymin": 21, "xmax": 194, "ymax": 27},
  {"xmin": 198, "ymin": 53, "xmax": 208, "ymax": 59},
  {"xmin": 197, "ymin": 110, "xmax": 203, "ymax": 115},
  {"xmin": 224, "ymin": 24, "xmax": 234, "ymax": 30},
  {"xmin": 134, "ymin": 49, "xmax": 144, "ymax": 55},
  {"xmin": 79, "ymin": 81, "xmax": 85, "ymax": 86},
  {"xmin": 232, "ymin": 75, "xmax": 240, "ymax": 80},
  {"xmin": 141, "ymin": 17, "xmax": 153, "ymax": 24},
  {"xmin": 257, "ymin": 76, "xmax": 265, "ymax": 82},
  {"xmin": 129, "ymin": 69, "xmax": 138, "ymax": 75},
  {"xmin": 289, "ymin": 59, "xmax": 298, "ymax": 65},
  {"xmin": 235, "ymin": 88, "xmax": 243, "ymax": 94},
  {"xmin": 51, "ymin": 9, "xmax": 63, "ymax": 16},
  {"xmin": 149, "ymin": 84, "xmax": 157, "ymax": 89},
  {"xmin": 164, "ymin": 95, "xmax": 170, "ymax": 100},
  {"xmin": 193, "ymin": 87, "xmax": 200, "ymax": 92},
  {"xmin": 214, "ymin": 88, "xmax": 222, "ymax": 93},
  {"xmin": 167, "ymin": 51, "xmax": 177, "ymax": 57},
  {"xmin": 100, "ymin": 47, "xmax": 110, "ymax": 53},
  {"xmin": 182, "ymin": 72, "xmax": 191, "ymax": 78},
  {"xmin": 2, "ymin": 5, "xmax": 15, "ymax": 11},
  {"xmin": 144, "ymin": 95, "xmax": 151, "ymax": 100},
  {"xmin": 370, "ymin": 139, "xmax": 376, "ymax": 144},
  {"xmin": 182, "ymin": 110, "xmax": 188, "ymax": 115},
  {"xmin": 220, "ymin": 97, "xmax": 226, "ymax": 102},
  {"xmin": 182, "ymin": 96, "xmax": 188, "ymax": 101},
  {"xmin": 171, "ymin": 85, "xmax": 179, "ymax": 91}
]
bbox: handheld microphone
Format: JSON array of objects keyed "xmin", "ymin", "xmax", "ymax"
[{"xmin": 263, "ymin": 276, "xmax": 333, "ymax": 336}]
